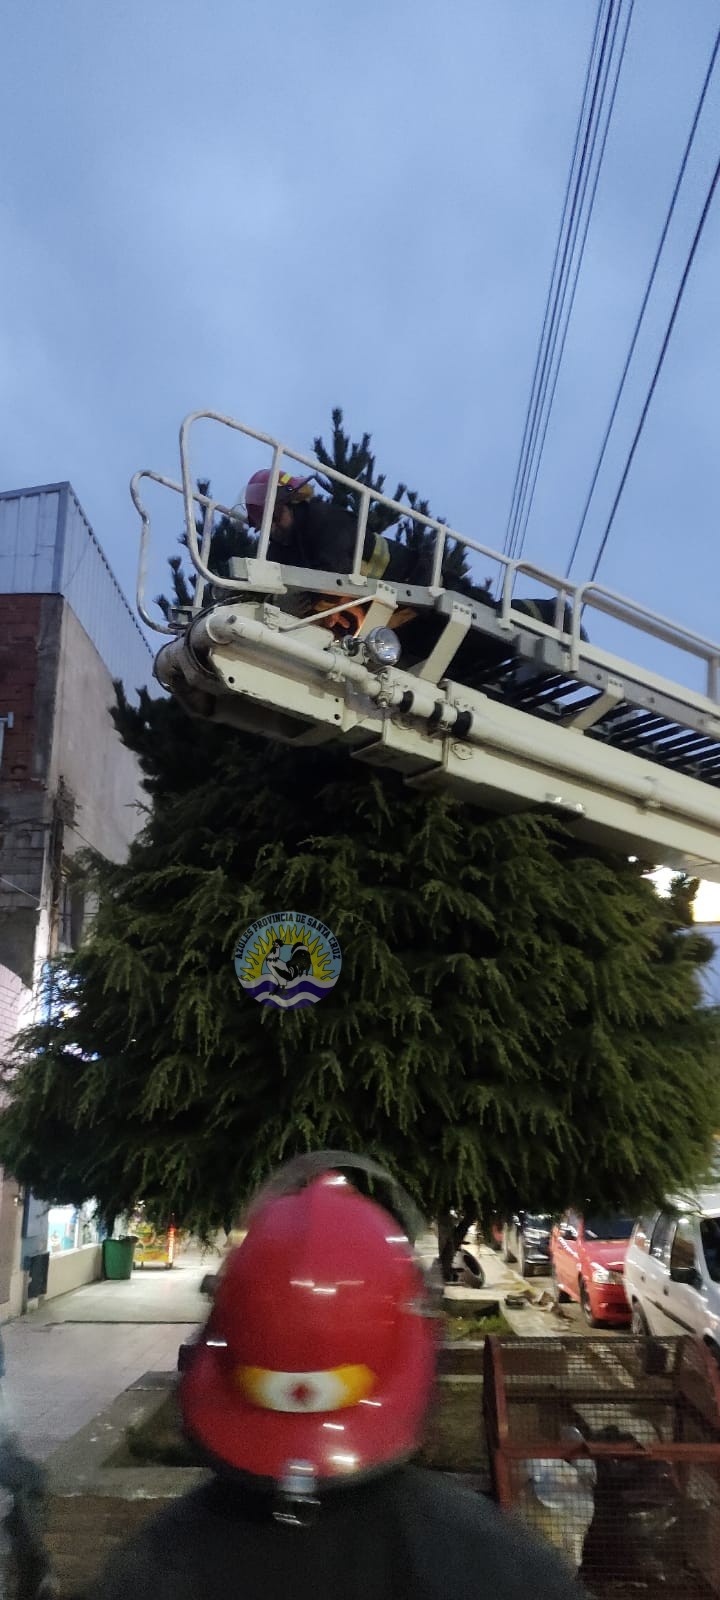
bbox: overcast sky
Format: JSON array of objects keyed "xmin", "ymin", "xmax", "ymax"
[{"xmin": 2, "ymin": 0, "xmax": 719, "ymax": 685}]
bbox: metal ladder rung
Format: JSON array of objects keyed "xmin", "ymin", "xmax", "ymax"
[
  {"xmin": 603, "ymin": 716, "xmax": 671, "ymax": 745},
  {"xmin": 688, "ymin": 751, "xmax": 720, "ymax": 773},
  {"xmin": 593, "ymin": 704, "xmax": 645, "ymax": 731},
  {"xmin": 514, "ymin": 680, "xmax": 581, "ymax": 710},
  {"xmin": 622, "ymin": 725, "xmax": 696, "ymax": 752}
]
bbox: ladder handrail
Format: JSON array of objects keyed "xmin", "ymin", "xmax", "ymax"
[
  {"xmin": 501, "ymin": 558, "xmax": 720, "ymax": 681},
  {"xmin": 575, "ymin": 579, "xmax": 720, "ymax": 669},
  {"xmin": 131, "ymin": 469, "xmax": 254, "ymax": 633},
  {"xmin": 177, "ymin": 410, "xmax": 510, "ymax": 583},
  {"xmin": 131, "ymin": 412, "xmax": 720, "ymax": 707}
]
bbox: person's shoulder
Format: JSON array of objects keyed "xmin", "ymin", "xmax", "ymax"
[
  {"xmin": 393, "ymin": 1469, "xmax": 585, "ymax": 1597},
  {"xmin": 395, "ymin": 1466, "xmax": 510, "ymax": 1539},
  {"xmin": 134, "ymin": 1480, "xmax": 216, "ymax": 1540},
  {"xmin": 303, "ymin": 496, "xmax": 354, "ymax": 529},
  {"xmin": 86, "ymin": 1483, "xmax": 216, "ymax": 1598}
]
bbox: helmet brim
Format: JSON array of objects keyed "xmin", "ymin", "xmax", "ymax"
[{"xmin": 181, "ymin": 1309, "xmax": 436, "ymax": 1485}]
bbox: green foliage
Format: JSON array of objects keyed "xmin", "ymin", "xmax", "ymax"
[
  {"xmin": 443, "ymin": 1312, "xmax": 512, "ymax": 1340},
  {"xmin": 1, "ymin": 411, "xmax": 718, "ymax": 1234},
  {"xmin": 1, "ymin": 721, "xmax": 717, "ymax": 1233},
  {"xmin": 312, "ymin": 407, "xmax": 469, "ymax": 583}
]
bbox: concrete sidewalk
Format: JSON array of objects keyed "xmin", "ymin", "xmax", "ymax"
[
  {"xmin": 34, "ymin": 1247, "xmax": 214, "ymax": 1325},
  {"xmin": 445, "ymin": 1245, "xmax": 563, "ymax": 1337},
  {"xmin": 2, "ymin": 1248, "xmax": 216, "ymax": 1459}
]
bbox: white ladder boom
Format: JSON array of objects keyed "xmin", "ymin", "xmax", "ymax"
[{"xmin": 131, "ymin": 411, "xmax": 720, "ymax": 881}]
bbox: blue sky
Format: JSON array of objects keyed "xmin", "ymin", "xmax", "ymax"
[{"xmin": 2, "ymin": 0, "xmax": 719, "ymax": 683}]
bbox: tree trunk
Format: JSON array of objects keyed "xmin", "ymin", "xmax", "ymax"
[{"xmin": 437, "ymin": 1210, "xmax": 474, "ymax": 1283}]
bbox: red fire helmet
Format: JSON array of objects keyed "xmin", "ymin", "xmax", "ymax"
[
  {"xmin": 244, "ymin": 468, "xmax": 314, "ymax": 529},
  {"xmin": 180, "ymin": 1159, "xmax": 438, "ymax": 1489}
]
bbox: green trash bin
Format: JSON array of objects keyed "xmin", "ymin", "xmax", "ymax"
[{"xmin": 102, "ymin": 1236, "xmax": 137, "ymax": 1280}]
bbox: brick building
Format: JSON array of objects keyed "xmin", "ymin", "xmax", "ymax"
[{"xmin": 0, "ymin": 483, "xmax": 155, "ymax": 1317}]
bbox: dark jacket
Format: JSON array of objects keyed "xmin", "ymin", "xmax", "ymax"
[
  {"xmin": 268, "ymin": 500, "xmax": 430, "ymax": 586},
  {"xmin": 85, "ymin": 1467, "xmax": 585, "ymax": 1600}
]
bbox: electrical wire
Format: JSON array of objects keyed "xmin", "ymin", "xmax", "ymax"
[
  {"xmin": 503, "ymin": 0, "xmax": 635, "ymax": 573},
  {"xmin": 588, "ymin": 147, "xmax": 720, "ymax": 583},
  {"xmin": 0, "ymin": 876, "xmax": 41, "ymax": 905},
  {"xmin": 503, "ymin": 1, "xmax": 612, "ymax": 563},
  {"xmin": 510, "ymin": 0, "xmax": 635, "ymax": 568},
  {"xmin": 566, "ymin": 24, "xmax": 720, "ymax": 579}
]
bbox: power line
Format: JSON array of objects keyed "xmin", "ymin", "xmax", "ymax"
[
  {"xmin": 588, "ymin": 147, "xmax": 720, "ymax": 583},
  {"xmin": 566, "ymin": 24, "xmax": 720, "ymax": 579},
  {"xmin": 502, "ymin": 0, "xmax": 611, "ymax": 562},
  {"xmin": 503, "ymin": 1, "xmax": 635, "ymax": 571},
  {"xmin": 0, "ymin": 876, "xmax": 41, "ymax": 906},
  {"xmin": 510, "ymin": 0, "xmax": 634, "ymax": 568},
  {"xmin": 507, "ymin": 1, "xmax": 619, "ymax": 562}
]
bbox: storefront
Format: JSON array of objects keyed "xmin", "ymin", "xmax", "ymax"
[
  {"xmin": 46, "ymin": 1203, "xmax": 101, "ymax": 1255},
  {"xmin": 44, "ymin": 1202, "xmax": 103, "ymax": 1298}
]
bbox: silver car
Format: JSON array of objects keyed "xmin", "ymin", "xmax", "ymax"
[{"xmin": 623, "ymin": 1187, "xmax": 720, "ymax": 1360}]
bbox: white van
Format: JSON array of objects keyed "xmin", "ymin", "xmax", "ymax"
[{"xmin": 623, "ymin": 1187, "xmax": 720, "ymax": 1359}]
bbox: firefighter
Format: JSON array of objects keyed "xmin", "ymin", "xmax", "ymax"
[
  {"xmin": 87, "ymin": 1154, "xmax": 586, "ymax": 1600},
  {"xmin": 244, "ymin": 469, "xmax": 430, "ymax": 585}
]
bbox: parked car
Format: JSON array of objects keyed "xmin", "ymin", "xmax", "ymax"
[
  {"xmin": 550, "ymin": 1210, "xmax": 633, "ymax": 1326},
  {"xmin": 502, "ymin": 1212, "xmax": 552, "ymax": 1276},
  {"xmin": 623, "ymin": 1189, "xmax": 720, "ymax": 1359}
]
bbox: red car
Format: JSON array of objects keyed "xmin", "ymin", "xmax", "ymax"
[{"xmin": 551, "ymin": 1210, "xmax": 633, "ymax": 1326}]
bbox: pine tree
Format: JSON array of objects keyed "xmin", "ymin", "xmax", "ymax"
[{"xmin": 1, "ymin": 416, "xmax": 718, "ymax": 1240}]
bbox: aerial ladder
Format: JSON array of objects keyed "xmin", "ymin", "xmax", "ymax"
[{"xmin": 132, "ymin": 412, "xmax": 720, "ymax": 883}]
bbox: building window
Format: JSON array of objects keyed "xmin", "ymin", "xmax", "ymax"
[
  {"xmin": 58, "ymin": 877, "xmax": 85, "ymax": 952},
  {"xmin": 46, "ymin": 1202, "xmax": 99, "ymax": 1253}
]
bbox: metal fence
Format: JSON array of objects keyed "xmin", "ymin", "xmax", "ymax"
[{"xmin": 483, "ymin": 1335, "xmax": 720, "ymax": 1597}]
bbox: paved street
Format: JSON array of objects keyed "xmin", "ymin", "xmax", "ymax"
[
  {"xmin": 1, "ymin": 1247, "xmax": 217, "ymax": 1459},
  {"xmin": 0, "ymin": 1237, "xmax": 622, "ymax": 1464}
]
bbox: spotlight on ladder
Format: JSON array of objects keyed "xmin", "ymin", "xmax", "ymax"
[{"xmin": 364, "ymin": 627, "xmax": 402, "ymax": 669}]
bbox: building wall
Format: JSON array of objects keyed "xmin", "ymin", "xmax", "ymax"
[
  {"xmin": 0, "ymin": 593, "xmax": 60, "ymax": 787},
  {"xmin": 0, "ymin": 484, "xmax": 153, "ymax": 691},
  {"xmin": 0, "ymin": 593, "xmax": 62, "ymax": 988},
  {"xmin": 0, "ymin": 964, "xmax": 33, "ymax": 1318},
  {"xmin": 49, "ymin": 604, "xmax": 146, "ymax": 867},
  {"xmin": 0, "ymin": 596, "xmax": 149, "ymax": 979},
  {"xmin": 0, "ymin": 487, "xmax": 60, "ymax": 594},
  {"xmin": 0, "ymin": 962, "xmax": 28, "ymax": 1062},
  {"xmin": 46, "ymin": 1245, "xmax": 102, "ymax": 1299},
  {"xmin": 0, "ymin": 1176, "xmax": 24, "ymax": 1321},
  {"xmin": 0, "ymin": 482, "xmax": 157, "ymax": 1317},
  {"xmin": 0, "ymin": 603, "xmax": 148, "ymax": 1313}
]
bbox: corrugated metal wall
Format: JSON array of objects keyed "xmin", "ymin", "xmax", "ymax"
[
  {"xmin": 0, "ymin": 484, "xmax": 60, "ymax": 594},
  {"xmin": 0, "ymin": 483, "xmax": 153, "ymax": 689}
]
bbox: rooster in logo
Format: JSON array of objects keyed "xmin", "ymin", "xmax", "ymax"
[{"xmin": 265, "ymin": 938, "xmax": 313, "ymax": 994}]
